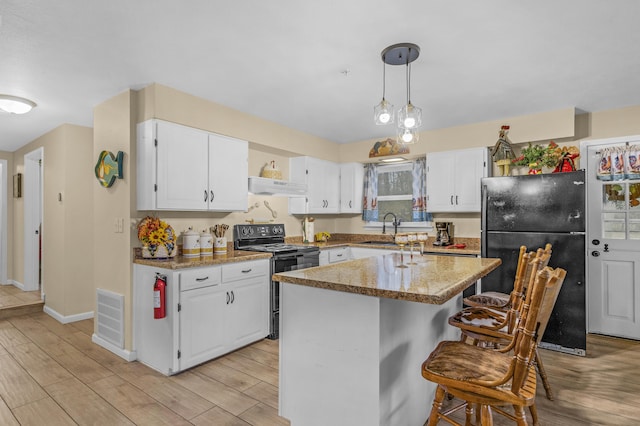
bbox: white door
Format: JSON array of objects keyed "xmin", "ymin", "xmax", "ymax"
[
  {"xmin": 156, "ymin": 121, "xmax": 209, "ymax": 210},
  {"xmin": 23, "ymin": 148, "xmax": 43, "ymax": 292},
  {"xmin": 426, "ymin": 151, "xmax": 455, "ymax": 212},
  {"xmin": 454, "ymin": 147, "xmax": 487, "ymax": 212},
  {"xmin": 208, "ymin": 134, "xmax": 248, "ymax": 211},
  {"xmin": 228, "ymin": 276, "xmax": 269, "ymax": 348},
  {"xmin": 179, "ymin": 285, "xmax": 227, "ymax": 370},
  {"xmin": 583, "ymin": 137, "xmax": 640, "ymax": 340}
]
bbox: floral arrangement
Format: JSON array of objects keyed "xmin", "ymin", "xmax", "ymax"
[
  {"xmin": 512, "ymin": 141, "xmax": 560, "ymax": 170},
  {"xmin": 137, "ymin": 216, "xmax": 176, "ymax": 257}
]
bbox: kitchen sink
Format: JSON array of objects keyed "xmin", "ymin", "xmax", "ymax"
[{"xmin": 360, "ymin": 241, "xmax": 398, "ymax": 246}]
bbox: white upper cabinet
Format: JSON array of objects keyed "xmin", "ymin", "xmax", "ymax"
[
  {"xmin": 339, "ymin": 162, "xmax": 364, "ymax": 213},
  {"xmin": 289, "ymin": 156, "xmax": 340, "ymax": 214},
  {"xmin": 426, "ymin": 147, "xmax": 488, "ymax": 212},
  {"xmin": 137, "ymin": 119, "xmax": 248, "ymax": 211},
  {"xmin": 208, "ymin": 133, "xmax": 248, "ymax": 211}
]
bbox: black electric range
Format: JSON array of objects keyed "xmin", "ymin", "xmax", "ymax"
[{"xmin": 233, "ymin": 224, "xmax": 320, "ymax": 339}]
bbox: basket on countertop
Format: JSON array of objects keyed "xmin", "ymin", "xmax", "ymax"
[
  {"xmin": 137, "ymin": 216, "xmax": 177, "ymax": 258},
  {"xmin": 260, "ymin": 160, "xmax": 283, "ymax": 180}
]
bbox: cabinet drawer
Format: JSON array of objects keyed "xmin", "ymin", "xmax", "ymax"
[
  {"xmin": 180, "ymin": 266, "xmax": 221, "ymax": 291},
  {"xmin": 329, "ymin": 247, "xmax": 349, "ymax": 263},
  {"xmin": 223, "ymin": 260, "xmax": 269, "ymax": 282}
]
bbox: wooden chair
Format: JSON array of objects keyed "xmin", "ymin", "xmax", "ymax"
[
  {"xmin": 464, "ymin": 244, "xmax": 552, "ymax": 309},
  {"xmin": 422, "ymin": 266, "xmax": 566, "ymax": 426},
  {"xmin": 450, "ymin": 245, "xmax": 556, "ymax": 400}
]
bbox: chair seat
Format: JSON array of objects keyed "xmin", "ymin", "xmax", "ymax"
[
  {"xmin": 422, "ymin": 340, "xmax": 537, "ymax": 406},
  {"xmin": 449, "ymin": 306, "xmax": 510, "ymax": 334},
  {"xmin": 464, "ymin": 291, "xmax": 510, "ymax": 308}
]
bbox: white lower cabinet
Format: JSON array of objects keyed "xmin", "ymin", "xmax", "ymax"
[
  {"xmin": 319, "ymin": 246, "xmax": 350, "ymax": 266},
  {"xmin": 133, "ymin": 259, "xmax": 269, "ymax": 375}
]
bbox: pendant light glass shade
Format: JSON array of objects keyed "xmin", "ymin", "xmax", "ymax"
[
  {"xmin": 374, "ymin": 57, "xmax": 394, "ymax": 125},
  {"xmin": 398, "ymin": 102, "xmax": 422, "ymax": 129},
  {"xmin": 0, "ymin": 95, "xmax": 36, "ymax": 114},
  {"xmin": 398, "ymin": 127, "xmax": 419, "ymax": 144},
  {"xmin": 374, "ymin": 98, "xmax": 394, "ymax": 125}
]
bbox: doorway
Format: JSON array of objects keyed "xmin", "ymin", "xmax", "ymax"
[
  {"xmin": 23, "ymin": 148, "xmax": 43, "ymax": 294},
  {"xmin": 582, "ymin": 136, "xmax": 640, "ymax": 340}
]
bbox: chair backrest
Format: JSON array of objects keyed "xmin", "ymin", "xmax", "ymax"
[
  {"xmin": 510, "ymin": 244, "xmax": 552, "ymax": 331},
  {"xmin": 510, "ymin": 266, "xmax": 566, "ymax": 395}
]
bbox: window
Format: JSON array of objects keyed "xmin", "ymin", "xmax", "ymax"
[
  {"xmin": 377, "ymin": 163, "xmax": 414, "ymax": 222},
  {"xmin": 363, "ymin": 161, "xmax": 432, "ymax": 229}
]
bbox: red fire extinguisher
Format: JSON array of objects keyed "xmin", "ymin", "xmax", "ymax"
[{"xmin": 154, "ymin": 274, "xmax": 167, "ymax": 319}]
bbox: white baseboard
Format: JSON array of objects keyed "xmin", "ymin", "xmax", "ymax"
[
  {"xmin": 43, "ymin": 305, "xmax": 94, "ymax": 324},
  {"xmin": 8, "ymin": 279, "xmax": 25, "ymax": 290},
  {"xmin": 92, "ymin": 333, "xmax": 137, "ymax": 362}
]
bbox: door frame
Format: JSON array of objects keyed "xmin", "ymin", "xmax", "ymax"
[
  {"xmin": 0, "ymin": 160, "xmax": 7, "ymax": 284},
  {"xmin": 23, "ymin": 147, "xmax": 43, "ymax": 293}
]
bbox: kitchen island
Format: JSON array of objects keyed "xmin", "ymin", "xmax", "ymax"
[{"xmin": 273, "ymin": 252, "xmax": 501, "ymax": 426}]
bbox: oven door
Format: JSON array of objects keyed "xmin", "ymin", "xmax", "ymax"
[{"xmin": 271, "ymin": 254, "xmax": 303, "ymax": 313}]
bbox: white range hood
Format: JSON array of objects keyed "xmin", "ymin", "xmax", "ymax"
[{"xmin": 248, "ymin": 176, "xmax": 307, "ymax": 197}]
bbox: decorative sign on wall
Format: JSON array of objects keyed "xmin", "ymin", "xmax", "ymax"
[
  {"xmin": 95, "ymin": 150, "xmax": 124, "ymax": 188},
  {"xmin": 369, "ymin": 138, "xmax": 410, "ymax": 158}
]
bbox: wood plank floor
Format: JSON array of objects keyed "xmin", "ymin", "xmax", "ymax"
[{"xmin": 0, "ymin": 306, "xmax": 638, "ymax": 424}]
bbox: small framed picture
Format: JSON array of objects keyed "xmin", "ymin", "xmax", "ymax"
[{"xmin": 13, "ymin": 173, "xmax": 22, "ymax": 198}]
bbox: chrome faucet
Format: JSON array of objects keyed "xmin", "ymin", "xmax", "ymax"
[{"xmin": 382, "ymin": 212, "xmax": 400, "ymax": 237}]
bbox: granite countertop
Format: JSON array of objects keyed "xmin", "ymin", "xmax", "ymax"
[
  {"xmin": 273, "ymin": 252, "xmax": 501, "ymax": 305},
  {"xmin": 133, "ymin": 249, "xmax": 272, "ymax": 269},
  {"xmin": 295, "ymin": 236, "xmax": 480, "ymax": 256}
]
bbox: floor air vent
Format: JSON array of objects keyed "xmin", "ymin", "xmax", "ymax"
[{"xmin": 96, "ymin": 289, "xmax": 124, "ymax": 349}]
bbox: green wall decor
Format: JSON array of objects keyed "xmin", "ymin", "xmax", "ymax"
[{"xmin": 95, "ymin": 150, "xmax": 124, "ymax": 188}]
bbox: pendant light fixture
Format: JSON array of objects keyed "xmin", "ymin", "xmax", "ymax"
[
  {"xmin": 373, "ymin": 43, "xmax": 421, "ymax": 144},
  {"xmin": 374, "ymin": 55, "xmax": 394, "ymax": 125},
  {"xmin": 0, "ymin": 95, "xmax": 37, "ymax": 114}
]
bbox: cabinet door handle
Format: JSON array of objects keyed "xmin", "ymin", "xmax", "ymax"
[
  {"xmin": 204, "ymin": 190, "xmax": 208, "ymax": 202},
  {"xmin": 349, "ymin": 200, "xmax": 352, "ymax": 208},
  {"xmin": 336, "ymin": 254, "xmax": 343, "ymax": 257},
  {"xmin": 455, "ymin": 195, "xmax": 458, "ymax": 205},
  {"xmin": 226, "ymin": 291, "xmax": 230, "ymax": 304},
  {"xmin": 230, "ymin": 291, "xmax": 235, "ymax": 303},
  {"xmin": 210, "ymin": 191, "xmax": 214, "ymax": 202},
  {"xmin": 241, "ymin": 269, "xmax": 252, "ymax": 273},
  {"xmin": 195, "ymin": 277, "xmax": 209, "ymax": 282},
  {"xmin": 450, "ymin": 195, "xmax": 454, "ymax": 205}
]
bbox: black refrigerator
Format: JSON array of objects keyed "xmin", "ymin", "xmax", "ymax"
[{"xmin": 481, "ymin": 170, "xmax": 586, "ymax": 356}]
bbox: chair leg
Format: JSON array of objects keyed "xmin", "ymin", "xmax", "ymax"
[
  {"xmin": 427, "ymin": 385, "xmax": 446, "ymax": 426},
  {"xmin": 535, "ymin": 348, "xmax": 554, "ymax": 400},
  {"xmin": 529, "ymin": 403, "xmax": 539, "ymax": 426},
  {"xmin": 480, "ymin": 404, "xmax": 494, "ymax": 426},
  {"xmin": 464, "ymin": 403, "xmax": 474, "ymax": 426},
  {"xmin": 513, "ymin": 405, "xmax": 527, "ymax": 426}
]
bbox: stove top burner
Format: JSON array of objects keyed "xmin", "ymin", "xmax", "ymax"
[{"xmin": 241, "ymin": 243, "xmax": 304, "ymax": 253}]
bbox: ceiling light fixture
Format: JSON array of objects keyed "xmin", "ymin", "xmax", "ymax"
[
  {"xmin": 373, "ymin": 57, "xmax": 394, "ymax": 125},
  {"xmin": 0, "ymin": 95, "xmax": 37, "ymax": 114},
  {"xmin": 373, "ymin": 43, "xmax": 421, "ymax": 144}
]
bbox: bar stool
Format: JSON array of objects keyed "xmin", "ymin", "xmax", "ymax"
[{"xmin": 422, "ymin": 266, "xmax": 566, "ymax": 426}]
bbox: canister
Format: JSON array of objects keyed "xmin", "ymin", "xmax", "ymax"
[
  {"xmin": 200, "ymin": 230, "xmax": 213, "ymax": 257},
  {"xmin": 182, "ymin": 228, "xmax": 200, "ymax": 258},
  {"xmin": 214, "ymin": 236, "xmax": 227, "ymax": 254}
]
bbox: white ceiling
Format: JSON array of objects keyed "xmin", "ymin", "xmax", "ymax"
[{"xmin": 2, "ymin": 1, "xmax": 640, "ymax": 152}]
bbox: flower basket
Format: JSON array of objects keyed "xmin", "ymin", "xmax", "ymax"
[
  {"xmin": 137, "ymin": 216, "xmax": 177, "ymax": 259},
  {"xmin": 142, "ymin": 244, "xmax": 178, "ymax": 259}
]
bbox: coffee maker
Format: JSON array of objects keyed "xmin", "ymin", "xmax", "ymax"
[{"xmin": 433, "ymin": 222, "xmax": 453, "ymax": 246}]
